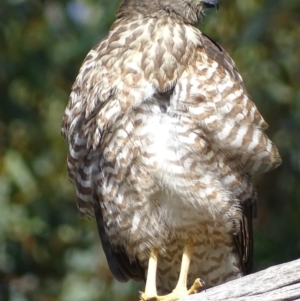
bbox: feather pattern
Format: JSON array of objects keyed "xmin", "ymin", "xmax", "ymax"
[{"xmin": 62, "ymin": 0, "xmax": 281, "ymax": 293}]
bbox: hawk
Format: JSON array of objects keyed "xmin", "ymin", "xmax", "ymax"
[{"xmin": 62, "ymin": 0, "xmax": 281, "ymax": 300}]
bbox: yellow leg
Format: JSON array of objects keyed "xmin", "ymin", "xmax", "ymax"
[
  {"xmin": 172, "ymin": 237, "xmax": 204, "ymax": 297},
  {"xmin": 139, "ymin": 239, "xmax": 204, "ymax": 301},
  {"xmin": 142, "ymin": 248, "xmax": 159, "ymax": 299},
  {"xmin": 173, "ymin": 237, "xmax": 193, "ymax": 293}
]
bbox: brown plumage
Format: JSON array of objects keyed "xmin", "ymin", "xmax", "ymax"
[{"xmin": 62, "ymin": 0, "xmax": 281, "ymax": 299}]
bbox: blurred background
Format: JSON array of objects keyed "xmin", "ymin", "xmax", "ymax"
[{"xmin": 0, "ymin": 0, "xmax": 299, "ymax": 300}]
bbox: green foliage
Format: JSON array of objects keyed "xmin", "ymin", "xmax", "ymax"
[{"xmin": 0, "ymin": 0, "xmax": 299, "ymax": 300}]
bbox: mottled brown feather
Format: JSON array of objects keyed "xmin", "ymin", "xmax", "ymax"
[{"xmin": 62, "ymin": 0, "xmax": 281, "ymax": 293}]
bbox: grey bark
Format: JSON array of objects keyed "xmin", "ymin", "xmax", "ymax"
[{"xmin": 180, "ymin": 259, "xmax": 300, "ymax": 301}]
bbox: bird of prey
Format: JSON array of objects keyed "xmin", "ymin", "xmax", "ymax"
[{"xmin": 62, "ymin": 0, "xmax": 281, "ymax": 300}]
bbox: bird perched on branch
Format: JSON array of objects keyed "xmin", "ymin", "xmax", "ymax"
[{"xmin": 62, "ymin": 0, "xmax": 281, "ymax": 300}]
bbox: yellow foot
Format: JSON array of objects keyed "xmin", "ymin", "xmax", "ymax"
[
  {"xmin": 139, "ymin": 278, "xmax": 205, "ymax": 301},
  {"xmin": 187, "ymin": 278, "xmax": 205, "ymax": 294}
]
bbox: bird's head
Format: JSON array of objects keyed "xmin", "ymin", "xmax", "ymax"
[
  {"xmin": 191, "ymin": 0, "xmax": 219, "ymax": 23},
  {"xmin": 118, "ymin": 0, "xmax": 219, "ymax": 25},
  {"xmin": 200, "ymin": 0, "xmax": 219, "ymax": 10}
]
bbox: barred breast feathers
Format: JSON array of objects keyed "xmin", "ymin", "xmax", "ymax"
[{"xmin": 61, "ymin": 13, "xmax": 281, "ymax": 218}]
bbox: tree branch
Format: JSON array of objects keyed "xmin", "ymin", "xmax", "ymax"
[{"xmin": 180, "ymin": 259, "xmax": 300, "ymax": 301}]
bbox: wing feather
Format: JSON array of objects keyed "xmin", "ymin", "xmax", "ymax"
[{"xmin": 94, "ymin": 196, "xmax": 145, "ymax": 282}]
